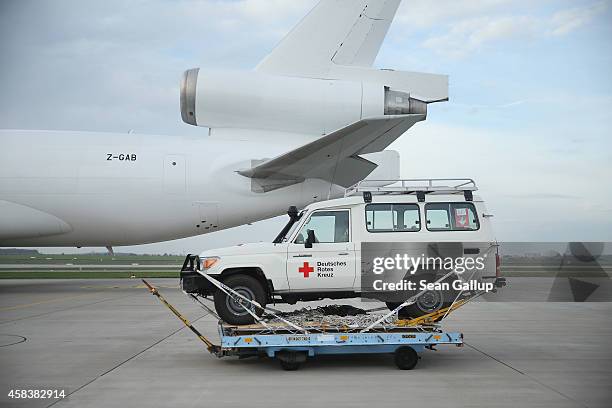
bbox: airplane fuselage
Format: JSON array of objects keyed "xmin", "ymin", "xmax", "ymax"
[{"xmin": 0, "ymin": 129, "xmax": 340, "ymax": 246}]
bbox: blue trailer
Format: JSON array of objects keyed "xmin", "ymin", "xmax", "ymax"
[{"xmin": 218, "ymin": 323, "xmax": 463, "ymax": 370}]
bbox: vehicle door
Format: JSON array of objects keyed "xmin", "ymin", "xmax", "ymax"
[{"xmin": 286, "ymin": 209, "xmax": 356, "ymax": 291}]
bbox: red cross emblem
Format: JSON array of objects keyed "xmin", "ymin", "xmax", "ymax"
[{"xmin": 298, "ymin": 261, "xmax": 314, "ymax": 278}]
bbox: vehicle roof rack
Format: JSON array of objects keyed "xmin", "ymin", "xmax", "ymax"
[{"xmin": 344, "ymin": 178, "xmax": 477, "ymax": 198}]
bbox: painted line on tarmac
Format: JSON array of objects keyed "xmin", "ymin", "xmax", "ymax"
[
  {"xmin": 0, "ymin": 294, "xmax": 134, "ymax": 325},
  {"xmin": 0, "ymin": 293, "xmax": 98, "ymax": 312},
  {"xmin": 79, "ymin": 284, "xmax": 179, "ymax": 290},
  {"xmin": 45, "ymin": 314, "xmax": 207, "ymax": 408},
  {"xmin": 465, "ymin": 342, "xmax": 588, "ymax": 408},
  {"xmin": 0, "ymin": 284, "xmax": 177, "ymax": 312},
  {"xmin": 0, "ymin": 334, "xmax": 27, "ymax": 347}
]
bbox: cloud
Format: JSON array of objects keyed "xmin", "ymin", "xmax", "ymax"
[
  {"xmin": 395, "ymin": 0, "xmax": 516, "ymax": 30},
  {"xmin": 423, "ymin": 15, "xmax": 538, "ymax": 58},
  {"xmin": 419, "ymin": 1, "xmax": 609, "ymax": 58},
  {"xmin": 505, "ymin": 193, "xmax": 580, "ymax": 200},
  {"xmin": 550, "ymin": 1, "xmax": 609, "ymax": 36}
]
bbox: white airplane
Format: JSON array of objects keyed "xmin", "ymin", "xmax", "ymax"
[{"xmin": 0, "ymin": 0, "xmax": 448, "ymax": 247}]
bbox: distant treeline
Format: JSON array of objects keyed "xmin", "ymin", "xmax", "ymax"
[
  {"xmin": 502, "ymin": 254, "xmax": 612, "ymax": 265},
  {"xmin": 0, "ymin": 248, "xmax": 41, "ymax": 255},
  {"xmin": 0, "ymin": 248, "xmax": 181, "ymax": 257}
]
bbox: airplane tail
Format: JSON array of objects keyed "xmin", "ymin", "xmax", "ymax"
[{"xmin": 256, "ymin": 0, "xmax": 401, "ymax": 77}]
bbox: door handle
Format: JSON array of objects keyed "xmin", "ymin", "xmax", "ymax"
[
  {"xmin": 292, "ymin": 254, "xmax": 312, "ymax": 258},
  {"xmin": 338, "ymin": 252, "xmax": 349, "ymax": 256},
  {"xmin": 464, "ymin": 248, "xmax": 480, "ymax": 254}
]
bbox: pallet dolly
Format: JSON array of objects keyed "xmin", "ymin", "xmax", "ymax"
[{"xmin": 142, "ymin": 278, "xmax": 475, "ymax": 370}]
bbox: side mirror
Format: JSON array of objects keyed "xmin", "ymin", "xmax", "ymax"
[{"xmin": 305, "ymin": 229, "xmax": 316, "ymax": 248}]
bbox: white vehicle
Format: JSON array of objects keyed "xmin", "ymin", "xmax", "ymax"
[
  {"xmin": 0, "ymin": 0, "xmax": 448, "ymax": 248},
  {"xmin": 182, "ymin": 179, "xmax": 503, "ymax": 325}
]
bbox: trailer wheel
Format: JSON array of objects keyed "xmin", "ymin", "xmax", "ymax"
[
  {"xmin": 394, "ymin": 346, "xmax": 419, "ymax": 370},
  {"xmin": 213, "ymin": 274, "xmax": 266, "ymax": 325},
  {"xmin": 276, "ymin": 350, "xmax": 306, "ymax": 371}
]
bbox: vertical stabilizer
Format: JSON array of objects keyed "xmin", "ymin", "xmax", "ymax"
[{"xmin": 256, "ymin": 0, "xmax": 401, "ymax": 77}]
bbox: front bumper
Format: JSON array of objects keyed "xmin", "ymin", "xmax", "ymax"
[{"xmin": 180, "ymin": 254, "xmax": 217, "ymax": 296}]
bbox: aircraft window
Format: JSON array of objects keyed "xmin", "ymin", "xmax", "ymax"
[
  {"xmin": 365, "ymin": 204, "xmax": 420, "ymax": 232},
  {"xmin": 425, "ymin": 203, "xmax": 479, "ymax": 231},
  {"xmin": 294, "ymin": 210, "xmax": 350, "ymax": 243}
]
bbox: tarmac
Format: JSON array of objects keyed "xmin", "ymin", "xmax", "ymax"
[{"xmin": 0, "ymin": 278, "xmax": 610, "ymax": 408}]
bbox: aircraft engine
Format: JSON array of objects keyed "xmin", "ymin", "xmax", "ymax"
[{"xmin": 180, "ymin": 68, "xmax": 425, "ymax": 135}]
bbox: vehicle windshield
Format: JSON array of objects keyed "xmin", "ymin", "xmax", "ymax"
[{"xmin": 294, "ymin": 210, "xmax": 350, "ymax": 243}]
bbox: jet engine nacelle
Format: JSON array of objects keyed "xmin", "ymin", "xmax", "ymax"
[{"xmin": 180, "ymin": 68, "xmax": 425, "ymax": 135}]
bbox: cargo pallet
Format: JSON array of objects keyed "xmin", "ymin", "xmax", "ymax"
[{"xmin": 143, "ymin": 279, "xmax": 468, "ymax": 370}]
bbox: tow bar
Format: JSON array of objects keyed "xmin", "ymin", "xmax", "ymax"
[{"xmin": 142, "ymin": 279, "xmax": 218, "ymax": 353}]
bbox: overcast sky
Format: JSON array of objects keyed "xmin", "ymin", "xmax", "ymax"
[{"xmin": 1, "ymin": 0, "xmax": 611, "ymax": 254}]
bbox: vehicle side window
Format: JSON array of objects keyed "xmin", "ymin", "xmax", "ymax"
[
  {"xmin": 294, "ymin": 210, "xmax": 350, "ymax": 243},
  {"xmin": 365, "ymin": 204, "xmax": 420, "ymax": 232},
  {"xmin": 425, "ymin": 203, "xmax": 479, "ymax": 231}
]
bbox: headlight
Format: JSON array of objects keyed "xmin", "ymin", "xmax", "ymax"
[{"xmin": 201, "ymin": 256, "xmax": 220, "ymax": 270}]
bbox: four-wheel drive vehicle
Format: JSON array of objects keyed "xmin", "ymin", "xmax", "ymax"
[{"xmin": 181, "ymin": 179, "xmax": 501, "ymax": 325}]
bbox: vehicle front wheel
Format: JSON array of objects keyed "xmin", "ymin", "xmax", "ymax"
[{"xmin": 213, "ymin": 274, "xmax": 267, "ymax": 325}]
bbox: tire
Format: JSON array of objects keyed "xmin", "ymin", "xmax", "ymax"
[
  {"xmin": 213, "ymin": 274, "xmax": 266, "ymax": 325},
  {"xmin": 386, "ymin": 291, "xmax": 449, "ymax": 319},
  {"xmin": 276, "ymin": 350, "xmax": 306, "ymax": 371},
  {"xmin": 394, "ymin": 346, "xmax": 419, "ymax": 370},
  {"xmin": 386, "ymin": 276, "xmax": 457, "ymax": 320},
  {"xmin": 398, "ymin": 288, "xmax": 449, "ymax": 319}
]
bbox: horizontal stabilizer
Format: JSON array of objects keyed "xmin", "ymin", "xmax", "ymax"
[
  {"xmin": 329, "ymin": 65, "xmax": 449, "ymax": 103},
  {"xmin": 238, "ymin": 114, "xmax": 424, "ymax": 192}
]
